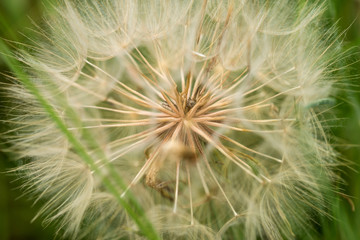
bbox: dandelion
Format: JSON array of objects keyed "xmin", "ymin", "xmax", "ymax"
[{"xmin": 2, "ymin": 0, "xmax": 347, "ymax": 239}]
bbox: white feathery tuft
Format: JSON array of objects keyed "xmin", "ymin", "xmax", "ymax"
[{"xmin": 2, "ymin": 0, "xmax": 349, "ymax": 239}]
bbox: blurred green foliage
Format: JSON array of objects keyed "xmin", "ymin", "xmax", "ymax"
[{"xmin": 0, "ymin": 0, "xmax": 359, "ymax": 239}]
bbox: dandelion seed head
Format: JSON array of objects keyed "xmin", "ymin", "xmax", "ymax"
[{"xmin": 3, "ymin": 0, "xmax": 347, "ymax": 239}]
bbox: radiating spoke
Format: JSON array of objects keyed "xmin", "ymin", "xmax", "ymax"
[
  {"xmin": 109, "ymin": 122, "xmax": 177, "ymax": 161},
  {"xmin": 196, "ymin": 161, "xmax": 210, "ymax": 196},
  {"xmin": 189, "ymin": 123, "xmax": 263, "ymax": 182},
  {"xmin": 81, "ymin": 105, "xmax": 163, "ymax": 117},
  {"xmin": 173, "ymin": 160, "xmax": 181, "ymax": 213},
  {"xmin": 108, "ymin": 128, "xmax": 157, "ymax": 149},
  {"xmin": 202, "ymin": 125, "xmax": 283, "ymax": 163},
  {"xmin": 198, "ymin": 86, "xmax": 300, "ymax": 118},
  {"xmin": 68, "ymin": 120, "xmax": 156, "ymax": 130},
  {"xmin": 85, "ymin": 60, "xmax": 166, "ymax": 109},
  {"xmin": 201, "ymin": 150, "xmax": 238, "ymax": 216},
  {"xmin": 242, "ymin": 67, "xmax": 295, "ymax": 97},
  {"xmin": 204, "ymin": 121, "xmax": 285, "ymax": 134},
  {"xmin": 186, "ymin": 164, "xmax": 194, "ymax": 225},
  {"xmin": 121, "ymin": 147, "xmax": 161, "ymax": 198}
]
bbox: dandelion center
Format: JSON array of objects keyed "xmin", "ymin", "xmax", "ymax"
[{"xmin": 156, "ymin": 78, "xmax": 223, "ymax": 154}]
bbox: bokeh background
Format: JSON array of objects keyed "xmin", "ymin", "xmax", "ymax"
[{"xmin": 0, "ymin": 0, "xmax": 359, "ymax": 239}]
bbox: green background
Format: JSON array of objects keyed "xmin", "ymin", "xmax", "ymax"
[{"xmin": 0, "ymin": 0, "xmax": 359, "ymax": 239}]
